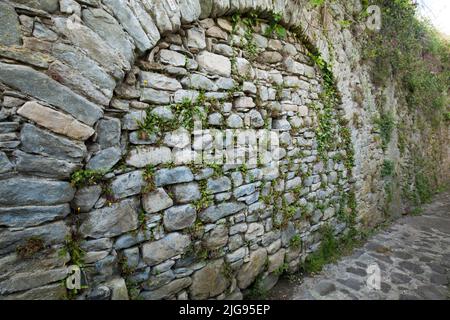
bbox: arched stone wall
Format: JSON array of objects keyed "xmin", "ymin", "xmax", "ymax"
[{"xmin": 1, "ymin": 0, "xmax": 447, "ymax": 300}]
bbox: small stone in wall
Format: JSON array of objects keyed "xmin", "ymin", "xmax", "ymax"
[
  {"xmin": 159, "ymin": 49, "xmax": 186, "ymax": 67},
  {"xmin": 142, "ymin": 232, "xmax": 191, "ymax": 266}
]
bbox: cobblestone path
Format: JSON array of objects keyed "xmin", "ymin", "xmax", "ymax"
[{"xmin": 269, "ymin": 191, "xmax": 450, "ymax": 300}]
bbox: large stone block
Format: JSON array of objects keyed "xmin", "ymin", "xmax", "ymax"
[
  {"xmin": 79, "ymin": 198, "xmax": 140, "ymax": 239},
  {"xmin": 142, "ymin": 188, "xmax": 173, "ymax": 214},
  {"xmin": 163, "ymin": 204, "xmax": 196, "ymax": 231},
  {"xmin": 237, "ymin": 248, "xmax": 267, "ymax": 289},
  {"xmin": 154, "ymin": 167, "xmax": 194, "ymax": 187},
  {"xmin": 0, "ymin": 221, "xmax": 69, "ymax": 255},
  {"xmin": 14, "ymin": 150, "xmax": 78, "ymax": 179},
  {"xmin": 0, "ymin": 2, "xmax": 22, "ymax": 46},
  {"xmin": 142, "ymin": 232, "xmax": 191, "ymax": 266},
  {"xmin": 102, "ymin": 0, "xmax": 153, "ymax": 53},
  {"xmin": 197, "ymin": 51, "xmax": 231, "ymax": 77},
  {"xmin": 190, "ymin": 259, "xmax": 229, "ymax": 299},
  {"xmin": 110, "ymin": 170, "xmax": 144, "ymax": 199},
  {"xmin": 0, "ymin": 204, "xmax": 70, "ymax": 228},
  {"xmin": 126, "ymin": 146, "xmax": 172, "ymax": 168},
  {"xmin": 20, "ymin": 124, "xmax": 87, "ymax": 162},
  {"xmin": 0, "ymin": 178, "xmax": 75, "ymax": 207},
  {"xmin": 140, "ymin": 71, "xmax": 182, "ymax": 91},
  {"xmin": 0, "ymin": 63, "xmax": 103, "ymax": 126},
  {"xmin": 199, "ymin": 202, "xmax": 246, "ymax": 223},
  {"xmin": 17, "ymin": 102, "xmax": 95, "ymax": 140}
]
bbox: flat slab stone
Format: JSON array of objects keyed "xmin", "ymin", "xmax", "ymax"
[
  {"xmin": 17, "ymin": 101, "xmax": 95, "ymax": 140},
  {"xmin": 0, "ymin": 63, "xmax": 103, "ymax": 126}
]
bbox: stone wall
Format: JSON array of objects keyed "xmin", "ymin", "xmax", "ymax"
[{"xmin": 0, "ymin": 0, "xmax": 448, "ymax": 300}]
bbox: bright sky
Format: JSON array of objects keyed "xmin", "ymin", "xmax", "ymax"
[{"xmin": 417, "ymin": 0, "xmax": 450, "ymax": 36}]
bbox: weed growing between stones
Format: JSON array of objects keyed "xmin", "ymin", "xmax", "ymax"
[
  {"xmin": 142, "ymin": 164, "xmax": 156, "ymax": 193},
  {"xmin": 70, "ymin": 169, "xmax": 105, "ymax": 188}
]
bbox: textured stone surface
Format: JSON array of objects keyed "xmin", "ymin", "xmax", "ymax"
[
  {"xmin": 80, "ymin": 198, "xmax": 140, "ymax": 239},
  {"xmin": 110, "ymin": 170, "xmax": 144, "ymax": 199},
  {"xmin": 20, "ymin": 124, "xmax": 87, "ymax": 162},
  {"xmin": 155, "ymin": 167, "xmax": 194, "ymax": 186},
  {"xmin": 237, "ymin": 248, "xmax": 267, "ymax": 289},
  {"xmin": 197, "ymin": 51, "xmax": 231, "ymax": 77},
  {"xmin": 0, "ymin": 3, "xmax": 21, "ymax": 46},
  {"xmin": 142, "ymin": 188, "xmax": 173, "ymax": 214},
  {"xmin": 0, "ymin": 178, "xmax": 75, "ymax": 206},
  {"xmin": 14, "ymin": 150, "xmax": 78, "ymax": 179},
  {"xmin": 17, "ymin": 102, "xmax": 95, "ymax": 140},
  {"xmin": 0, "ymin": 221, "xmax": 69, "ymax": 255},
  {"xmin": 126, "ymin": 146, "xmax": 172, "ymax": 168},
  {"xmin": 0, "ymin": 63, "xmax": 103, "ymax": 126},
  {"xmin": 199, "ymin": 202, "xmax": 246, "ymax": 223},
  {"xmin": 163, "ymin": 204, "xmax": 196, "ymax": 231},
  {"xmin": 142, "ymin": 233, "xmax": 191, "ymax": 266},
  {"xmin": 269, "ymin": 192, "xmax": 450, "ymax": 300},
  {"xmin": 190, "ymin": 259, "xmax": 229, "ymax": 299},
  {"xmin": 0, "ymin": 204, "xmax": 70, "ymax": 228}
]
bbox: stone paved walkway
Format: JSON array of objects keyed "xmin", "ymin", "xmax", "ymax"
[{"xmin": 269, "ymin": 191, "xmax": 450, "ymax": 300}]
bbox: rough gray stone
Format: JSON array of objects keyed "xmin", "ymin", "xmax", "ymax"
[
  {"xmin": 237, "ymin": 248, "xmax": 267, "ymax": 289},
  {"xmin": 171, "ymin": 182, "xmax": 201, "ymax": 203},
  {"xmin": 20, "ymin": 124, "xmax": 87, "ymax": 162},
  {"xmin": 47, "ymin": 60, "xmax": 111, "ymax": 106},
  {"xmin": 128, "ymin": 0, "xmax": 160, "ymax": 47},
  {"xmin": 142, "ymin": 188, "xmax": 174, "ymax": 214},
  {"xmin": 52, "ymin": 43, "xmax": 116, "ymax": 98},
  {"xmin": 186, "ymin": 27, "xmax": 206, "ymax": 50},
  {"xmin": 159, "ymin": 49, "xmax": 186, "ymax": 67},
  {"xmin": 72, "ymin": 185, "xmax": 102, "ymax": 213},
  {"xmin": 140, "ymin": 88, "xmax": 171, "ymax": 104},
  {"xmin": 53, "ymin": 17, "xmax": 127, "ymax": 79},
  {"xmin": 142, "ymin": 233, "xmax": 191, "ymax": 266},
  {"xmin": 80, "ymin": 197, "xmax": 140, "ymax": 239},
  {"xmin": 110, "ymin": 170, "xmax": 144, "ymax": 199},
  {"xmin": 163, "ymin": 204, "xmax": 196, "ymax": 231},
  {"xmin": 140, "ymin": 277, "xmax": 192, "ymax": 300},
  {"xmin": 102, "ymin": 0, "xmax": 154, "ymax": 53},
  {"xmin": 96, "ymin": 118, "xmax": 121, "ymax": 149},
  {"xmin": 86, "ymin": 147, "xmax": 122, "ymax": 171},
  {"xmin": 0, "ymin": 151, "xmax": 13, "ymax": 174},
  {"xmin": 0, "ymin": 63, "xmax": 103, "ymax": 126},
  {"xmin": 0, "ymin": 2, "xmax": 22, "ymax": 46},
  {"xmin": 155, "ymin": 167, "xmax": 194, "ymax": 186},
  {"xmin": 199, "ymin": 202, "xmax": 246, "ymax": 223},
  {"xmin": 140, "ymin": 71, "xmax": 182, "ymax": 91},
  {"xmin": 182, "ymin": 74, "xmax": 218, "ymax": 91},
  {"xmin": 205, "ymin": 224, "xmax": 228, "ymax": 250},
  {"xmin": 190, "ymin": 259, "xmax": 229, "ymax": 299},
  {"xmin": 0, "ymin": 204, "xmax": 70, "ymax": 228},
  {"xmin": 0, "ymin": 268, "xmax": 67, "ymax": 295},
  {"xmin": 207, "ymin": 177, "xmax": 232, "ymax": 194},
  {"xmin": 14, "ymin": 150, "xmax": 78, "ymax": 179},
  {"xmin": 9, "ymin": 0, "xmax": 59, "ymax": 12},
  {"xmin": 0, "ymin": 178, "xmax": 75, "ymax": 206},
  {"xmin": 0, "ymin": 221, "xmax": 69, "ymax": 255},
  {"xmin": 126, "ymin": 146, "xmax": 172, "ymax": 168},
  {"xmin": 179, "ymin": 0, "xmax": 201, "ymax": 23}
]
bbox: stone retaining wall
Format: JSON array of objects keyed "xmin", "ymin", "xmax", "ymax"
[{"xmin": 0, "ymin": 0, "xmax": 448, "ymax": 300}]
